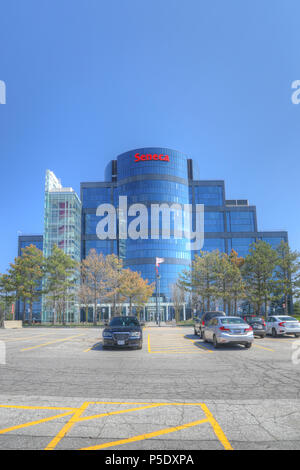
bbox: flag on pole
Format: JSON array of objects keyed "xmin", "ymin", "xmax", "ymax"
[
  {"xmin": 156, "ymin": 257, "xmax": 165, "ymax": 266},
  {"xmin": 155, "ymin": 257, "xmax": 165, "ymax": 275}
]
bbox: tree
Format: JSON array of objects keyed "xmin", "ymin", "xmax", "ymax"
[
  {"xmin": 0, "ymin": 273, "xmax": 16, "ymax": 325},
  {"xmin": 213, "ymin": 253, "xmax": 232, "ymax": 312},
  {"xmin": 119, "ymin": 269, "xmax": 154, "ymax": 315},
  {"xmin": 81, "ymin": 250, "xmax": 108, "ymax": 325},
  {"xmin": 77, "ymin": 274, "xmax": 92, "ymax": 323},
  {"xmin": 8, "ymin": 245, "xmax": 44, "ymax": 325},
  {"xmin": 294, "ymin": 301, "xmax": 300, "ymax": 316},
  {"xmin": 243, "ymin": 241, "xmax": 278, "ymax": 316},
  {"xmin": 44, "ymin": 245, "xmax": 78, "ymax": 324},
  {"xmin": 179, "ymin": 251, "xmax": 218, "ymax": 312},
  {"xmin": 105, "ymin": 254, "xmax": 124, "ymax": 317},
  {"xmin": 275, "ymin": 241, "xmax": 300, "ymax": 314},
  {"xmin": 171, "ymin": 283, "xmax": 185, "ymax": 323},
  {"xmin": 228, "ymin": 250, "xmax": 246, "ymax": 315}
]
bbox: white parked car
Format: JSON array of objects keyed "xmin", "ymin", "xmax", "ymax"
[{"xmin": 266, "ymin": 316, "xmax": 300, "ymax": 338}]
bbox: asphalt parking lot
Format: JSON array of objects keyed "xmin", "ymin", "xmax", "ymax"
[{"xmin": 0, "ymin": 326, "xmax": 300, "ymax": 450}]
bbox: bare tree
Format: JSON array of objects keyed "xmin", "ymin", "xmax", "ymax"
[{"xmin": 171, "ymin": 283, "xmax": 185, "ymax": 323}]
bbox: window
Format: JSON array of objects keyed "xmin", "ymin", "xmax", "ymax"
[
  {"xmin": 194, "ymin": 185, "xmax": 223, "ymax": 206},
  {"xmin": 226, "ymin": 211, "xmax": 255, "ymax": 232}
]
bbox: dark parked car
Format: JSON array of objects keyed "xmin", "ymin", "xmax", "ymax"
[
  {"xmin": 194, "ymin": 311, "xmax": 226, "ymax": 338},
  {"xmin": 243, "ymin": 315, "xmax": 266, "ymax": 338},
  {"xmin": 102, "ymin": 316, "xmax": 143, "ymax": 349}
]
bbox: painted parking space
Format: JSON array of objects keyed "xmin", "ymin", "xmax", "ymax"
[
  {"xmin": 0, "ymin": 400, "xmax": 233, "ymax": 450},
  {"xmin": 147, "ymin": 327, "xmax": 214, "ymax": 354}
]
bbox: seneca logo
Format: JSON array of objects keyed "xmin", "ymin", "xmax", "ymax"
[{"xmin": 134, "ymin": 153, "xmax": 169, "ymax": 162}]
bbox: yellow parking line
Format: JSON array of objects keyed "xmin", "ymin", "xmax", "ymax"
[
  {"xmin": 20, "ymin": 333, "xmax": 85, "ymax": 351},
  {"xmin": 45, "ymin": 402, "xmax": 90, "ymax": 450},
  {"xmin": 78, "ymin": 404, "xmax": 162, "ymax": 422},
  {"xmin": 0, "ymin": 411, "xmax": 74, "ymax": 435},
  {"xmin": 148, "ymin": 334, "xmax": 151, "ymax": 353},
  {"xmin": 84, "ymin": 341, "xmax": 102, "ymax": 352},
  {"xmin": 200, "ymin": 403, "xmax": 233, "ymax": 450},
  {"xmin": 80, "ymin": 418, "xmax": 209, "ymax": 450},
  {"xmin": 0, "ymin": 405, "xmax": 78, "ymax": 411},
  {"xmin": 0, "ymin": 334, "xmax": 56, "ymax": 343},
  {"xmin": 149, "ymin": 350, "xmax": 208, "ymax": 354},
  {"xmin": 253, "ymin": 344, "xmax": 274, "ymax": 352}
]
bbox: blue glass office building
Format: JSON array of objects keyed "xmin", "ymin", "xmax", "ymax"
[
  {"xmin": 81, "ymin": 147, "xmax": 288, "ymax": 302},
  {"xmin": 17, "ymin": 147, "xmax": 288, "ymax": 321}
]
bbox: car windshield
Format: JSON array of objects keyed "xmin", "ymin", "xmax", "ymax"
[
  {"xmin": 220, "ymin": 318, "xmax": 246, "ymax": 324},
  {"xmin": 109, "ymin": 317, "xmax": 140, "ymax": 327},
  {"xmin": 246, "ymin": 317, "xmax": 263, "ymax": 322},
  {"xmin": 276, "ymin": 316, "xmax": 297, "ymax": 322}
]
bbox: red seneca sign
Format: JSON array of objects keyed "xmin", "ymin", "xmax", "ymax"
[{"xmin": 134, "ymin": 153, "xmax": 169, "ymax": 162}]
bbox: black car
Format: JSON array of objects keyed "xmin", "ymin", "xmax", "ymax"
[
  {"xmin": 243, "ymin": 315, "xmax": 266, "ymax": 338},
  {"xmin": 102, "ymin": 316, "xmax": 143, "ymax": 349},
  {"xmin": 194, "ymin": 311, "xmax": 226, "ymax": 338}
]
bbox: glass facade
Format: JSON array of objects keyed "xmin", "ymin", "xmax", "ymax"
[
  {"xmin": 42, "ymin": 170, "xmax": 82, "ymax": 322},
  {"xmin": 80, "ymin": 147, "xmax": 288, "ymax": 302}
]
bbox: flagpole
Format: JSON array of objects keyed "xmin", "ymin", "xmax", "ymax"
[
  {"xmin": 155, "ymin": 271, "xmax": 158, "ymax": 325},
  {"xmin": 158, "ymin": 274, "xmax": 161, "ymax": 327},
  {"xmin": 155, "ymin": 258, "xmax": 164, "ymax": 327}
]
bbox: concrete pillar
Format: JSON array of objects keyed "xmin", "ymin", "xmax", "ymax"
[
  {"xmin": 183, "ymin": 304, "xmax": 186, "ymax": 321},
  {"xmin": 108, "ymin": 305, "xmax": 111, "ymax": 320}
]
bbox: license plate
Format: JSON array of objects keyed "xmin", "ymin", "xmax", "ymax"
[
  {"xmin": 117, "ymin": 340, "xmax": 125, "ymax": 345},
  {"xmin": 254, "ymin": 324, "xmax": 262, "ymax": 329},
  {"xmin": 232, "ymin": 330, "xmax": 242, "ymax": 334}
]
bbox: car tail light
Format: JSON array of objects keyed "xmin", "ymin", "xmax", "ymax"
[
  {"xmin": 245, "ymin": 327, "xmax": 253, "ymax": 332},
  {"xmin": 278, "ymin": 322, "xmax": 285, "ymax": 327},
  {"xmin": 262, "ymin": 321, "xmax": 266, "ymax": 326},
  {"xmin": 219, "ymin": 326, "xmax": 230, "ymax": 331},
  {"xmin": 202, "ymin": 320, "xmax": 205, "ymax": 326}
]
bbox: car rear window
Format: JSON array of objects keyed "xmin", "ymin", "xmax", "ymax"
[
  {"xmin": 221, "ymin": 318, "xmax": 246, "ymax": 324},
  {"xmin": 205, "ymin": 312, "xmax": 226, "ymax": 320},
  {"xmin": 276, "ymin": 316, "xmax": 298, "ymax": 322}
]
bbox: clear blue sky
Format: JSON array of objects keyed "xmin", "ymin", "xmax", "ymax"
[{"xmin": 0, "ymin": 0, "xmax": 299, "ymax": 273}]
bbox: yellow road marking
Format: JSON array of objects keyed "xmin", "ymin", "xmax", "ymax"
[
  {"xmin": 148, "ymin": 334, "xmax": 151, "ymax": 353},
  {"xmin": 0, "ymin": 334, "xmax": 56, "ymax": 343},
  {"xmin": 253, "ymin": 344, "xmax": 274, "ymax": 352},
  {"xmin": 200, "ymin": 403, "xmax": 233, "ymax": 450},
  {"xmin": 45, "ymin": 401, "xmax": 90, "ymax": 450},
  {"xmin": 80, "ymin": 418, "xmax": 209, "ymax": 450},
  {"xmin": 0, "ymin": 411, "xmax": 74, "ymax": 435},
  {"xmin": 0, "ymin": 405, "xmax": 78, "ymax": 411},
  {"xmin": 84, "ymin": 341, "xmax": 102, "ymax": 352},
  {"xmin": 78, "ymin": 404, "xmax": 162, "ymax": 422},
  {"xmin": 149, "ymin": 350, "xmax": 208, "ymax": 354},
  {"xmin": 0, "ymin": 401, "xmax": 233, "ymax": 451},
  {"xmin": 20, "ymin": 333, "xmax": 85, "ymax": 351}
]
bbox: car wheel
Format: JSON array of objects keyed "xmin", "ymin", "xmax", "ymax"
[
  {"xmin": 194, "ymin": 328, "xmax": 198, "ymax": 336},
  {"xmin": 138, "ymin": 342, "xmax": 143, "ymax": 349},
  {"xmin": 202, "ymin": 331, "xmax": 207, "ymax": 342},
  {"xmin": 272, "ymin": 328, "xmax": 277, "ymax": 338},
  {"xmin": 294, "ymin": 334, "xmax": 300, "ymax": 338},
  {"xmin": 213, "ymin": 335, "xmax": 219, "ymax": 349},
  {"xmin": 245, "ymin": 343, "xmax": 252, "ymax": 349}
]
